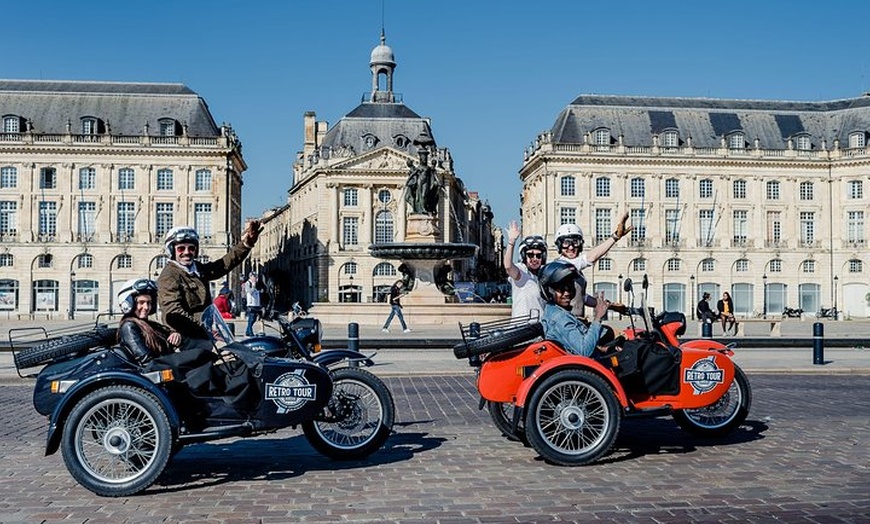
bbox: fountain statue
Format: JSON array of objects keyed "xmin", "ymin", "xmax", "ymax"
[{"xmin": 369, "ymin": 137, "xmax": 477, "ymax": 305}]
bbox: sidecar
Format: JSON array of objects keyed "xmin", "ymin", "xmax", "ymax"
[
  {"xmin": 14, "ymin": 309, "xmax": 394, "ymax": 497},
  {"xmin": 455, "ymin": 309, "xmax": 750, "ymax": 467}
]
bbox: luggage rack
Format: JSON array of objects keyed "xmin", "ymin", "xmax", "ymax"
[
  {"xmin": 457, "ymin": 311, "xmax": 538, "ymax": 342},
  {"xmin": 454, "ymin": 312, "xmax": 543, "ymax": 361}
]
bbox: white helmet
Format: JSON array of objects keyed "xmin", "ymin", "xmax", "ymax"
[
  {"xmin": 555, "ymin": 223, "xmax": 584, "ymax": 252},
  {"xmin": 116, "ymin": 278, "xmax": 158, "ymax": 316},
  {"xmin": 163, "ymin": 226, "xmax": 199, "ymax": 259}
]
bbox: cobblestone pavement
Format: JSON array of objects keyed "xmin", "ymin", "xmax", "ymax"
[{"xmin": 1, "ymin": 373, "xmax": 868, "ymax": 523}]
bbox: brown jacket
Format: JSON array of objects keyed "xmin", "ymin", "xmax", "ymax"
[{"xmin": 157, "ymin": 241, "xmax": 251, "ymax": 340}]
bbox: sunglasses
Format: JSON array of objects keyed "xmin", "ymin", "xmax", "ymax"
[
  {"xmin": 560, "ymin": 238, "xmax": 582, "ymax": 249},
  {"xmin": 525, "ymin": 252, "xmax": 544, "ymax": 259},
  {"xmin": 175, "ymin": 244, "xmax": 197, "ymax": 254},
  {"xmin": 551, "ymin": 282, "xmax": 576, "ymax": 293}
]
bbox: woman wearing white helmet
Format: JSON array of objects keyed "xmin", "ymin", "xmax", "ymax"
[
  {"xmin": 555, "ymin": 213, "xmax": 632, "ymax": 317},
  {"xmin": 116, "ymin": 278, "xmax": 182, "ymax": 364},
  {"xmin": 157, "ymin": 220, "xmax": 261, "ymax": 346}
]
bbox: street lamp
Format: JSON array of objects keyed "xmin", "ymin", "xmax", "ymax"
[
  {"xmin": 833, "ymin": 275, "xmax": 839, "ymax": 317},
  {"xmin": 762, "ymin": 274, "xmax": 768, "ymax": 319},
  {"xmin": 690, "ymin": 275, "xmax": 695, "ymax": 320}
]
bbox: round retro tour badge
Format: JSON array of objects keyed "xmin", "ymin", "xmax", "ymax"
[
  {"xmin": 266, "ymin": 370, "xmax": 317, "ymax": 413},
  {"xmin": 683, "ymin": 355, "xmax": 725, "ymax": 395}
]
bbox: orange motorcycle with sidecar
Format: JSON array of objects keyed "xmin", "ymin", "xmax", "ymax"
[{"xmin": 454, "ymin": 275, "xmax": 751, "ymax": 466}]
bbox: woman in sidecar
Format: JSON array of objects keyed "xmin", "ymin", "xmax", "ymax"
[
  {"xmin": 115, "ymin": 278, "xmax": 261, "ymax": 412},
  {"xmin": 115, "ymin": 278, "xmax": 182, "ymax": 364}
]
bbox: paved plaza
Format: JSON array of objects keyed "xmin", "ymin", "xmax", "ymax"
[
  {"xmin": 0, "ymin": 374, "xmax": 868, "ymax": 523},
  {"xmin": 1, "ymin": 316, "xmax": 869, "ymax": 522}
]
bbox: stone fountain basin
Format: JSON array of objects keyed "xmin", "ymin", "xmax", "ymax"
[{"xmin": 369, "ymin": 242, "xmax": 478, "ymax": 260}]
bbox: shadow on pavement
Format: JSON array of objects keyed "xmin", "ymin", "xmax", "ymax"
[
  {"xmin": 594, "ymin": 418, "xmax": 769, "ymax": 465},
  {"xmin": 150, "ymin": 430, "xmax": 446, "ymax": 494}
]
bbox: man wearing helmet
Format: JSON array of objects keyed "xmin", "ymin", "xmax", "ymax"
[
  {"xmin": 157, "ymin": 220, "xmax": 261, "ymax": 346},
  {"xmin": 503, "ymin": 220, "xmax": 547, "ymax": 319},
  {"xmin": 555, "ymin": 213, "xmax": 631, "ymax": 317},
  {"xmin": 538, "ymin": 260, "xmax": 610, "ymax": 357},
  {"xmin": 116, "ymin": 278, "xmax": 182, "ymax": 364}
]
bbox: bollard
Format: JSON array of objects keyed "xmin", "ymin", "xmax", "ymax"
[
  {"xmin": 813, "ymin": 322, "xmax": 824, "ymax": 365},
  {"xmin": 701, "ymin": 320, "xmax": 713, "ymax": 339},
  {"xmin": 348, "ymin": 322, "xmax": 359, "ymax": 353}
]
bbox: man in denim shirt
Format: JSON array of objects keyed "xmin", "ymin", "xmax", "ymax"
[{"xmin": 539, "ymin": 260, "xmax": 610, "ymax": 357}]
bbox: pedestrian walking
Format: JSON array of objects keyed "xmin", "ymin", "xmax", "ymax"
[
  {"xmin": 382, "ymin": 280, "xmax": 410, "ymax": 333},
  {"xmin": 244, "ymin": 272, "xmax": 262, "ymax": 336}
]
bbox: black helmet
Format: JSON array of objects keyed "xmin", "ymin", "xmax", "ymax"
[
  {"xmin": 537, "ymin": 260, "xmax": 580, "ymax": 302},
  {"xmin": 518, "ymin": 235, "xmax": 547, "ymax": 263}
]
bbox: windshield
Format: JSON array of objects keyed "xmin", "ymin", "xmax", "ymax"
[{"xmin": 202, "ymin": 304, "xmax": 237, "ymax": 345}]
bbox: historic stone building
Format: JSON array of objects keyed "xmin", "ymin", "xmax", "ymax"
[
  {"xmin": 251, "ymin": 34, "xmax": 500, "ymax": 307},
  {"xmin": 520, "ymin": 94, "xmax": 870, "ymax": 318},
  {"xmin": 0, "ymin": 80, "xmax": 246, "ymax": 319}
]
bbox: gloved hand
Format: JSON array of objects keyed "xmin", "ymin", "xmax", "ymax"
[
  {"xmin": 614, "ymin": 212, "xmax": 633, "ymax": 240},
  {"xmin": 243, "ymin": 219, "xmax": 262, "ymax": 247}
]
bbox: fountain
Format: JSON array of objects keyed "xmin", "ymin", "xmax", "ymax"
[{"xmin": 369, "ymin": 136, "xmax": 478, "ymax": 306}]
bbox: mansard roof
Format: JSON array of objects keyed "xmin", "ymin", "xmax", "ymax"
[
  {"xmin": 0, "ymin": 79, "xmax": 220, "ymax": 136},
  {"xmin": 551, "ymin": 94, "xmax": 870, "ymax": 148},
  {"xmin": 319, "ymin": 102, "xmax": 433, "ymax": 153}
]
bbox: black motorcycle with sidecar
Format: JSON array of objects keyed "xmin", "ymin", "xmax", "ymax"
[{"xmin": 12, "ymin": 306, "xmax": 395, "ymax": 497}]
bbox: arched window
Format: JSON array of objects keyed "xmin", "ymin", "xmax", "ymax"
[
  {"xmin": 594, "ymin": 128, "xmax": 611, "ymax": 147},
  {"xmin": 77, "ymin": 253, "xmax": 94, "ymax": 269},
  {"xmin": 116, "ymin": 254, "xmax": 132, "ymax": 269},
  {"xmin": 374, "ymin": 210, "xmax": 394, "ymax": 244},
  {"xmin": 666, "ymin": 258, "xmax": 681, "ymax": 272},
  {"xmin": 373, "ymin": 262, "xmax": 396, "ymax": 277},
  {"xmin": 728, "ymin": 133, "xmax": 745, "ymax": 150}
]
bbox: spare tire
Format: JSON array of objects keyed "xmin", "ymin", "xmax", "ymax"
[
  {"xmin": 453, "ymin": 322, "xmax": 543, "ymax": 359},
  {"xmin": 14, "ymin": 326, "xmax": 117, "ymax": 369}
]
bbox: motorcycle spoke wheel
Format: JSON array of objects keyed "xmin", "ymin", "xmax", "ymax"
[
  {"xmin": 488, "ymin": 401, "xmax": 523, "ymax": 442},
  {"xmin": 61, "ymin": 386, "xmax": 172, "ymax": 497},
  {"xmin": 674, "ymin": 365, "xmax": 752, "ymax": 437},
  {"xmin": 302, "ymin": 368, "xmax": 394, "ymax": 460},
  {"xmin": 524, "ymin": 370, "xmax": 620, "ymax": 466}
]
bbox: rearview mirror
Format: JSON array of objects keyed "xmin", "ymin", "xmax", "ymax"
[{"xmin": 623, "ymin": 277, "xmax": 633, "ymax": 293}]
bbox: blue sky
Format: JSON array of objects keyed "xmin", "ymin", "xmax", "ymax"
[{"xmin": 5, "ymin": 1, "xmax": 870, "ymax": 228}]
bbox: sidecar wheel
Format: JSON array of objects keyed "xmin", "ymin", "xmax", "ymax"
[
  {"xmin": 488, "ymin": 401, "xmax": 524, "ymax": 442},
  {"xmin": 524, "ymin": 369, "xmax": 620, "ymax": 466},
  {"xmin": 302, "ymin": 368, "xmax": 395, "ymax": 460},
  {"xmin": 61, "ymin": 385, "xmax": 173, "ymax": 497},
  {"xmin": 673, "ymin": 365, "xmax": 752, "ymax": 437}
]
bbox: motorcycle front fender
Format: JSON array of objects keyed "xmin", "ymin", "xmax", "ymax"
[
  {"xmin": 313, "ymin": 349, "xmax": 375, "ymax": 369},
  {"xmin": 45, "ymin": 371, "xmax": 180, "ymax": 456}
]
